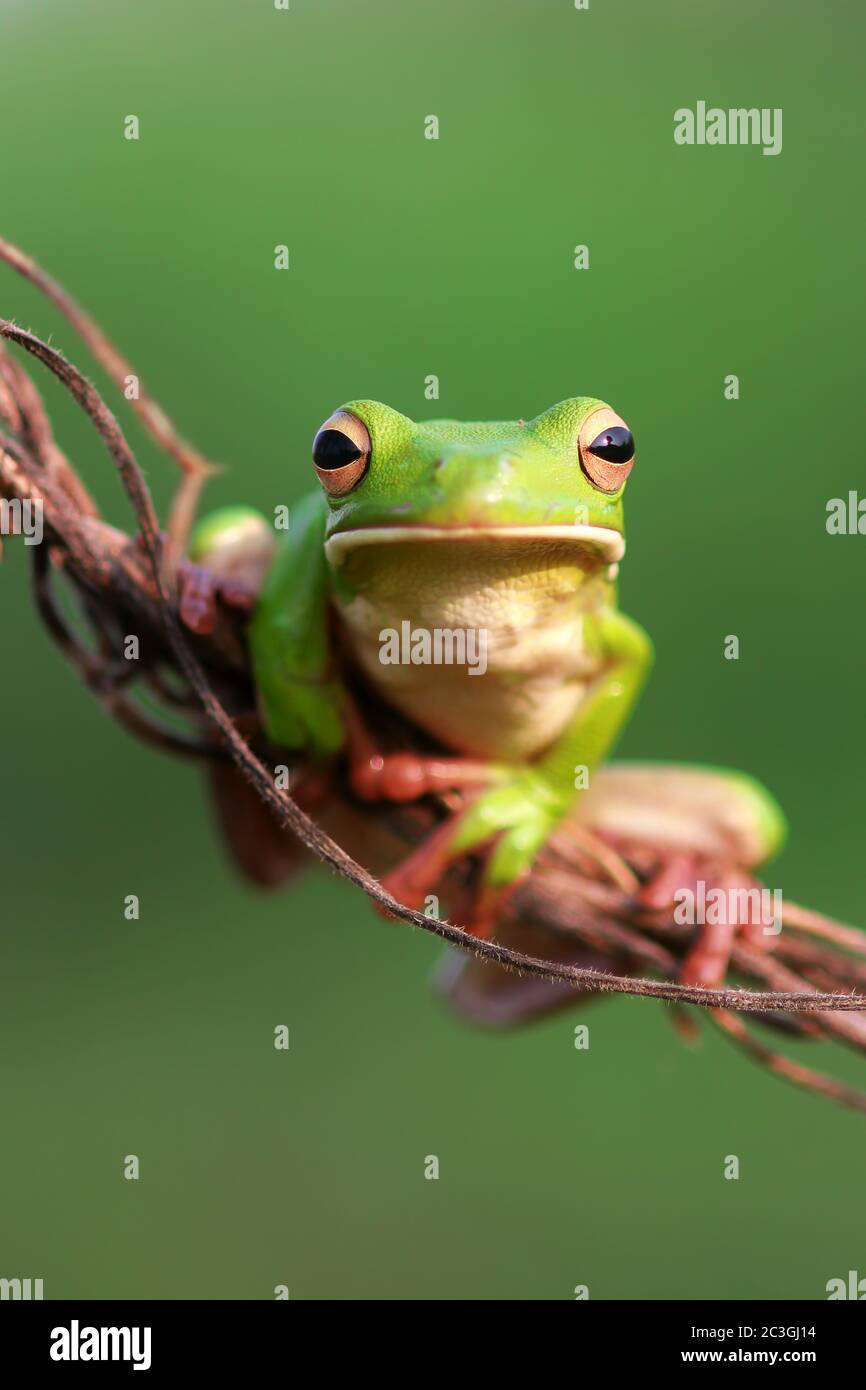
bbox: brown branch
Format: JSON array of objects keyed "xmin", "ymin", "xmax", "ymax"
[
  {"xmin": 30, "ymin": 542, "xmax": 225, "ymax": 763},
  {"xmin": 0, "ymin": 236, "xmax": 217, "ymax": 573},
  {"xmin": 0, "ymin": 337, "xmax": 96, "ymax": 517},
  {"xmin": 2, "ymin": 318, "xmax": 865, "ymax": 1017},
  {"xmin": 710, "ymin": 1010, "xmax": 866, "ymax": 1117},
  {"xmin": 4, "ymin": 236, "xmax": 866, "ymax": 1117},
  {"xmin": 782, "ymin": 900, "xmax": 866, "ymax": 957}
]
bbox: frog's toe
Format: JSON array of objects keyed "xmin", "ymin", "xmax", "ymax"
[
  {"xmin": 480, "ymin": 818, "xmax": 553, "ymax": 891},
  {"xmin": 378, "ymin": 788, "xmax": 554, "ymax": 938},
  {"xmin": 349, "ymin": 750, "xmax": 503, "ymax": 804},
  {"xmin": 677, "ymin": 868, "xmax": 778, "ymax": 989},
  {"xmin": 178, "ymin": 561, "xmax": 218, "ymax": 634}
]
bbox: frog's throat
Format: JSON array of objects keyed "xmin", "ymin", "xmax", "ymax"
[{"xmin": 324, "ymin": 524, "xmax": 624, "ymax": 567}]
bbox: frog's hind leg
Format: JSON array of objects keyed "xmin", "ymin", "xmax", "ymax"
[
  {"xmin": 435, "ymin": 918, "xmax": 628, "ymax": 1026},
  {"xmin": 206, "ymin": 757, "xmax": 331, "ymax": 888},
  {"xmin": 574, "ymin": 761, "xmax": 787, "ymax": 871},
  {"xmin": 574, "ymin": 761, "xmax": 788, "ymax": 988}
]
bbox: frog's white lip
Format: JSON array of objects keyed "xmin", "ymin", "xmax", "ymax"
[{"xmin": 325, "ymin": 524, "xmax": 624, "ymax": 566}]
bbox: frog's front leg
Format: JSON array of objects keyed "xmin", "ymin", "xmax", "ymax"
[
  {"xmin": 181, "ymin": 506, "xmax": 277, "ymax": 633},
  {"xmin": 342, "ymin": 692, "xmax": 509, "ymax": 803},
  {"xmin": 382, "ymin": 611, "xmax": 652, "ymax": 937}
]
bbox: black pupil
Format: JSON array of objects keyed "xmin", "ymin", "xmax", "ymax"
[
  {"xmin": 313, "ymin": 428, "xmax": 362, "ymax": 471},
  {"xmin": 589, "ymin": 426, "xmax": 633, "ymax": 464}
]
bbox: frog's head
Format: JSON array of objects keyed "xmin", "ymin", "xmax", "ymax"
[{"xmin": 314, "ymin": 398, "xmax": 635, "ymax": 571}]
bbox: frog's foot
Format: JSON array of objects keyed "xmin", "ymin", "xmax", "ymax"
[
  {"xmin": 179, "ymin": 506, "xmax": 276, "ymax": 634},
  {"xmin": 638, "ymin": 853, "xmax": 777, "ymax": 989},
  {"xmin": 572, "ymin": 762, "xmax": 787, "ymax": 988},
  {"xmin": 378, "ymin": 813, "xmax": 473, "ymax": 916},
  {"xmin": 379, "ymin": 773, "xmax": 559, "ymax": 939},
  {"xmin": 177, "ymin": 559, "xmax": 256, "ymax": 635},
  {"xmin": 136, "ymin": 528, "xmax": 259, "ymax": 635},
  {"xmin": 351, "ymin": 750, "xmax": 505, "ymax": 804},
  {"xmin": 342, "ymin": 696, "xmax": 507, "ymax": 805},
  {"xmin": 683, "ymin": 868, "xmax": 780, "ymax": 989}
]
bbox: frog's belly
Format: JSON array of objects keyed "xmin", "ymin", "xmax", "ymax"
[{"xmin": 332, "ymin": 541, "xmax": 607, "ymax": 762}]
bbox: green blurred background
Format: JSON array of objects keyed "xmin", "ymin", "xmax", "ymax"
[{"xmin": 2, "ymin": 0, "xmax": 864, "ymax": 1300}]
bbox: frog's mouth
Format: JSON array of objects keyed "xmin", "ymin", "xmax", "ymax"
[{"xmin": 325, "ymin": 524, "xmax": 624, "ymax": 567}]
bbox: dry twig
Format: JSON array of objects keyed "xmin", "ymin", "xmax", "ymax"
[{"xmin": 2, "ymin": 236, "xmax": 866, "ymax": 1112}]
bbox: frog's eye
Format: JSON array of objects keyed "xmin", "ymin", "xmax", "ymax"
[
  {"xmin": 578, "ymin": 408, "xmax": 635, "ymax": 494},
  {"xmin": 312, "ymin": 411, "xmax": 371, "ymax": 496}
]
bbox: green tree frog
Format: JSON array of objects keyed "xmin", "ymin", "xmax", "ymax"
[{"xmin": 188, "ymin": 397, "xmax": 785, "ymax": 968}]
